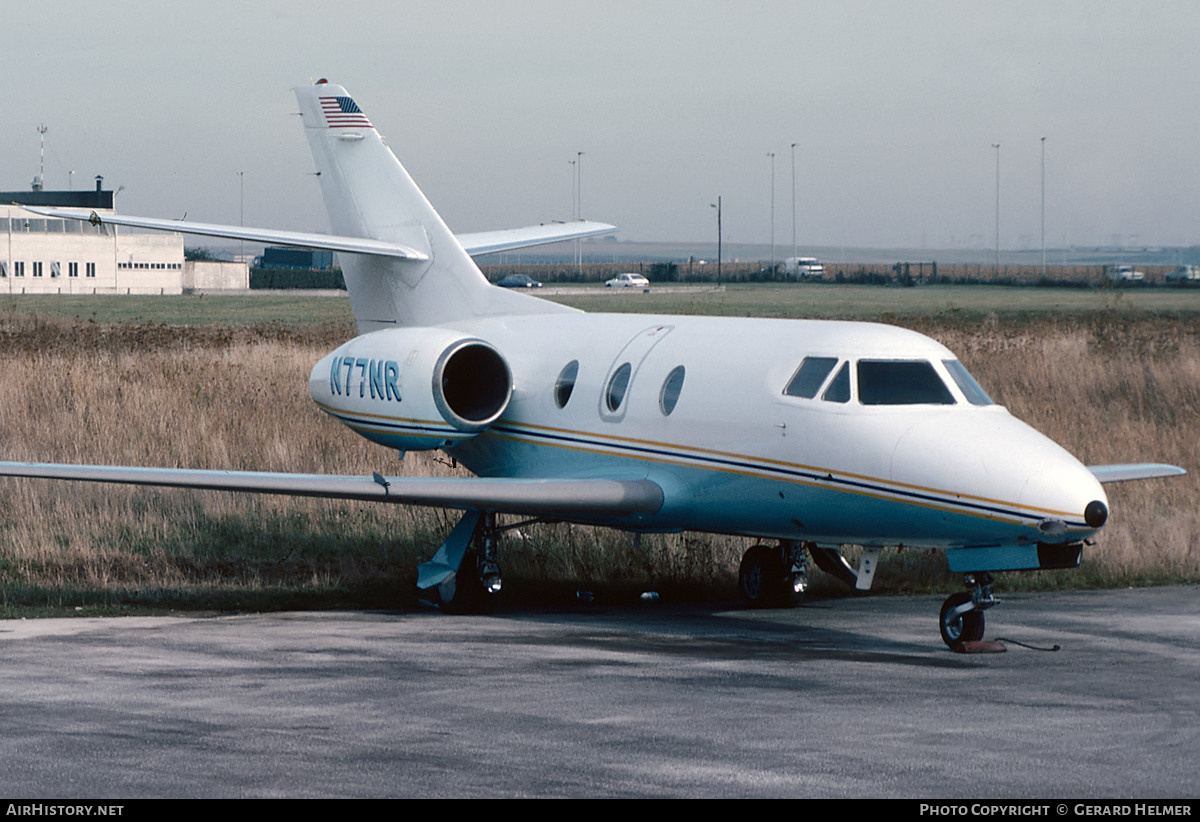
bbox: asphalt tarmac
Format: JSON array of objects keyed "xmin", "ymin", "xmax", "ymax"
[{"xmin": 0, "ymin": 586, "xmax": 1196, "ymax": 798}]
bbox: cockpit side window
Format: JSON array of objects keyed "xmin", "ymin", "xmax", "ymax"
[
  {"xmin": 784, "ymin": 356, "xmax": 838, "ymax": 399},
  {"xmin": 822, "ymin": 362, "xmax": 851, "ymax": 403},
  {"xmin": 942, "ymin": 360, "xmax": 994, "ymax": 406},
  {"xmin": 857, "ymin": 360, "xmax": 955, "ymax": 405}
]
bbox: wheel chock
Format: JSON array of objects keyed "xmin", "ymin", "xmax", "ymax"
[{"xmin": 952, "ymin": 639, "xmax": 1007, "ymax": 654}]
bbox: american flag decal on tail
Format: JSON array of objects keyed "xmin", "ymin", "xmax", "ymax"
[{"xmin": 319, "ymin": 96, "xmax": 373, "ymax": 129}]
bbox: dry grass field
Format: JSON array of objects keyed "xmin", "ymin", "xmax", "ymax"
[
  {"xmin": 0, "ymin": 291, "xmax": 1195, "ymax": 614},
  {"xmin": 926, "ymin": 314, "xmax": 1199, "ymax": 589}
]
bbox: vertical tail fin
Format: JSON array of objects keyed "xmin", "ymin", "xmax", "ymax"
[{"xmin": 294, "ymin": 80, "xmax": 566, "ymax": 332}]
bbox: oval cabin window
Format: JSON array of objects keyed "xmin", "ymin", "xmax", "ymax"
[
  {"xmin": 606, "ymin": 362, "xmax": 633, "ymax": 412},
  {"xmin": 554, "ymin": 360, "xmax": 579, "ymax": 408},
  {"xmin": 659, "ymin": 365, "xmax": 685, "ymax": 415}
]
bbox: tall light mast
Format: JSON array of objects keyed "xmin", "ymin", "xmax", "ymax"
[{"xmin": 37, "ymin": 125, "xmax": 48, "ymax": 190}]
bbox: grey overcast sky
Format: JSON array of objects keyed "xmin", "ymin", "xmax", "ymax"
[{"xmin": 5, "ymin": 0, "xmax": 1199, "ymax": 250}]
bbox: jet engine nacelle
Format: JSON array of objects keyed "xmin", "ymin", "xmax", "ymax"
[{"xmin": 309, "ymin": 327, "xmax": 512, "ymax": 451}]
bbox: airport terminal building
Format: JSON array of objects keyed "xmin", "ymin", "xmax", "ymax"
[{"xmin": 1, "ymin": 181, "xmax": 247, "ymax": 293}]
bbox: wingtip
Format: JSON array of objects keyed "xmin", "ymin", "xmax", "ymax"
[{"xmin": 1088, "ymin": 463, "xmax": 1188, "ymax": 483}]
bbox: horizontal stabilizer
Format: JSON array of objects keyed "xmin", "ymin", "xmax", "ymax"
[
  {"xmin": 0, "ymin": 462, "xmax": 663, "ymax": 518},
  {"xmin": 19, "ymin": 206, "xmax": 429, "ymax": 260},
  {"xmin": 458, "ymin": 221, "xmax": 617, "ymax": 256},
  {"xmin": 1088, "ymin": 463, "xmax": 1187, "ymax": 483},
  {"xmin": 21, "ymin": 207, "xmax": 615, "ymax": 260}
]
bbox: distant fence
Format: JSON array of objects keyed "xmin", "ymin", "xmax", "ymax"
[
  {"xmin": 479, "ymin": 261, "xmax": 1184, "ymax": 287},
  {"xmin": 243, "ymin": 260, "xmax": 1189, "ymax": 289}
]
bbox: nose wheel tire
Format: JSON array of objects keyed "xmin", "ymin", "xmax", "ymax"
[{"xmin": 939, "ymin": 592, "xmax": 985, "ymax": 647}]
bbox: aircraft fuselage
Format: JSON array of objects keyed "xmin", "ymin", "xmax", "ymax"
[{"xmin": 310, "ymin": 310, "xmax": 1108, "ymax": 556}]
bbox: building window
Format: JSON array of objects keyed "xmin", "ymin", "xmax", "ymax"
[
  {"xmin": 68, "ymin": 262, "xmax": 79, "ymax": 278},
  {"xmin": 14, "ymin": 262, "xmax": 24, "ymax": 277},
  {"xmin": 86, "ymin": 263, "xmax": 96, "ymax": 278},
  {"xmin": 32, "ymin": 262, "xmax": 43, "ymax": 277}
]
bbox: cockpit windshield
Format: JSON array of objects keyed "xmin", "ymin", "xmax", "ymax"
[
  {"xmin": 857, "ymin": 360, "xmax": 955, "ymax": 405},
  {"xmin": 784, "ymin": 356, "xmax": 992, "ymax": 407}
]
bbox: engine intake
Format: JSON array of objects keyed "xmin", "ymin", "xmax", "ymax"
[
  {"xmin": 435, "ymin": 339, "xmax": 511, "ymax": 431},
  {"xmin": 311, "ymin": 327, "xmax": 512, "ymax": 451}
]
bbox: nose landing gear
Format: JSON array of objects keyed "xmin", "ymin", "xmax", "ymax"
[{"xmin": 939, "ymin": 573, "xmax": 997, "ymax": 648}]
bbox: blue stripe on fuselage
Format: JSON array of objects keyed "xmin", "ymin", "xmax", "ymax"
[{"xmin": 451, "ymin": 422, "xmax": 1087, "ymax": 544}]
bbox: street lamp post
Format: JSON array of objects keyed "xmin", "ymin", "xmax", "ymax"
[
  {"xmin": 992, "ymin": 143, "xmax": 1001, "ymax": 273},
  {"xmin": 767, "ymin": 151, "xmax": 775, "ymax": 276},
  {"xmin": 569, "ymin": 159, "xmax": 576, "ymax": 218},
  {"xmin": 790, "ymin": 143, "xmax": 798, "ymax": 268},
  {"xmin": 1041, "ymin": 137, "xmax": 1046, "ymax": 279},
  {"xmin": 710, "ymin": 197, "xmax": 722, "ymax": 286},
  {"xmin": 238, "ymin": 171, "xmax": 245, "ymax": 264},
  {"xmin": 575, "ymin": 151, "xmax": 583, "ymax": 277},
  {"xmin": 114, "ymin": 184, "xmax": 125, "ymax": 291}
]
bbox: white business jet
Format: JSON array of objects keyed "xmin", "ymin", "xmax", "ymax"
[{"xmin": 7, "ymin": 81, "xmax": 1185, "ymax": 648}]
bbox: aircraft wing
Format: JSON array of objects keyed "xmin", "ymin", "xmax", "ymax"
[
  {"xmin": 0, "ymin": 461, "xmax": 663, "ymax": 519},
  {"xmin": 1088, "ymin": 463, "xmax": 1187, "ymax": 483},
  {"xmin": 456, "ymin": 220, "xmax": 617, "ymax": 256},
  {"xmin": 20, "ymin": 206, "xmax": 615, "ymax": 259}
]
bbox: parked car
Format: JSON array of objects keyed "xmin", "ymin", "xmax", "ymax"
[
  {"xmin": 1106, "ymin": 264, "xmax": 1144, "ymax": 282},
  {"xmin": 1166, "ymin": 264, "xmax": 1200, "ymax": 282},
  {"xmin": 605, "ymin": 272, "xmax": 650, "ymax": 288},
  {"xmin": 496, "ymin": 274, "xmax": 542, "ymax": 288}
]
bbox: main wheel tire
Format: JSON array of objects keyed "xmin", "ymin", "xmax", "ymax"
[
  {"xmin": 939, "ymin": 592, "xmax": 985, "ymax": 647},
  {"xmin": 738, "ymin": 545, "xmax": 802, "ymax": 609}
]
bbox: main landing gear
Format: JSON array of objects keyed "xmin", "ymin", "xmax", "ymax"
[
  {"xmin": 938, "ymin": 573, "xmax": 997, "ymax": 648},
  {"xmin": 739, "ymin": 540, "xmax": 882, "ymax": 608},
  {"xmin": 416, "ymin": 510, "xmax": 507, "ymax": 614},
  {"xmin": 438, "ymin": 513, "xmax": 504, "ymax": 614},
  {"xmin": 737, "ymin": 543, "xmax": 1003, "ymax": 650},
  {"xmin": 738, "ymin": 540, "xmax": 810, "ymax": 608}
]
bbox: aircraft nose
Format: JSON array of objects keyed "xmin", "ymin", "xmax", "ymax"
[
  {"xmin": 891, "ymin": 410, "xmax": 1109, "ymax": 538},
  {"xmin": 1017, "ymin": 440, "xmax": 1109, "ymax": 536}
]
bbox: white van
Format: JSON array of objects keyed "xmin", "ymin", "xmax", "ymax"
[
  {"xmin": 784, "ymin": 257, "xmax": 825, "ymax": 278},
  {"xmin": 1166, "ymin": 264, "xmax": 1200, "ymax": 281}
]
